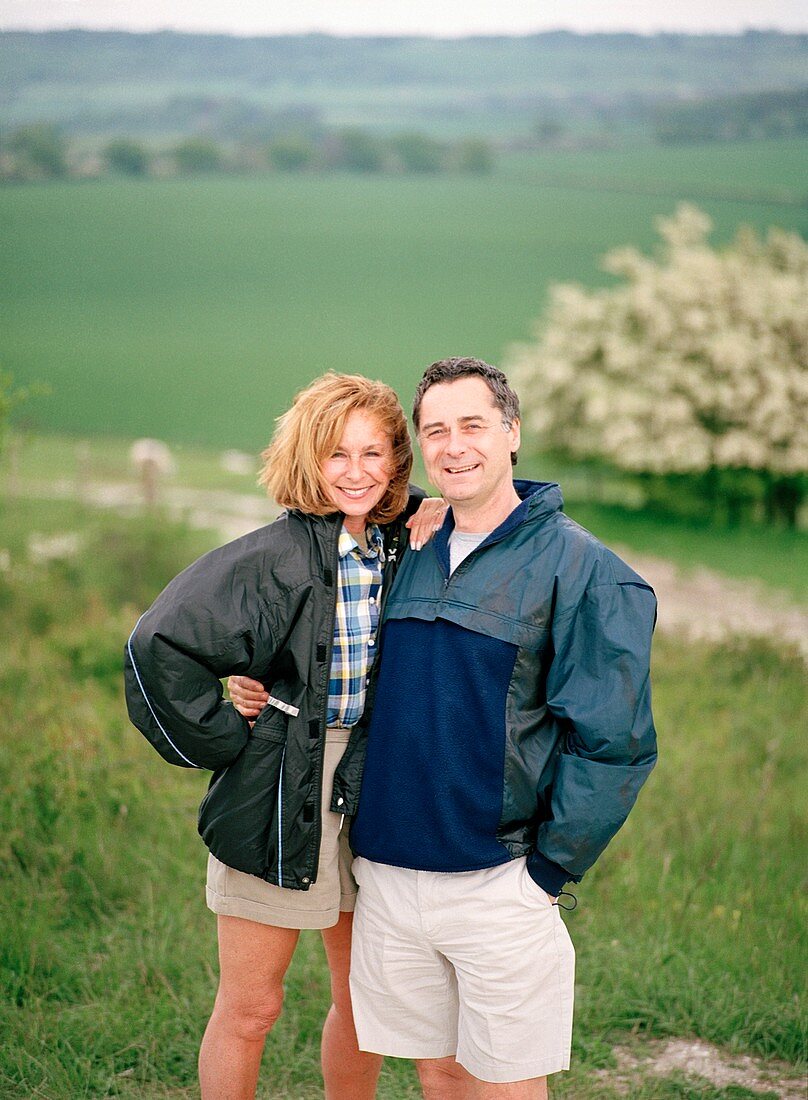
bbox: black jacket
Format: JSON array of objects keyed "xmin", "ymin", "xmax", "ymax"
[{"xmin": 123, "ymin": 495, "xmax": 421, "ymax": 890}]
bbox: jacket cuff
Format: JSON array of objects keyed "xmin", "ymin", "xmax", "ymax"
[{"xmin": 526, "ymin": 850, "xmax": 572, "ymax": 897}]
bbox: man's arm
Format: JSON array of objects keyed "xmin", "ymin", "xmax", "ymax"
[{"xmin": 528, "ymin": 578, "xmax": 658, "ymax": 896}]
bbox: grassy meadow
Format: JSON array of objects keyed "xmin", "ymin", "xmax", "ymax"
[
  {"xmin": 2, "ymin": 138, "xmax": 807, "ymax": 453},
  {"xmin": 0, "ymin": 503, "xmax": 805, "ymax": 1098}
]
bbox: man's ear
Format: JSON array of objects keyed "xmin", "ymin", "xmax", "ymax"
[{"xmin": 510, "ymin": 417, "xmax": 521, "ymax": 453}]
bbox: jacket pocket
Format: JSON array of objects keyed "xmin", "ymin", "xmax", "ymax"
[
  {"xmin": 198, "ymin": 712, "xmax": 287, "ymax": 876},
  {"xmin": 251, "ymin": 705, "xmax": 290, "ymax": 742}
]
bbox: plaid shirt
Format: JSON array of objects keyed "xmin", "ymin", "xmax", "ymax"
[{"xmin": 327, "ymin": 524, "xmax": 384, "ymax": 728}]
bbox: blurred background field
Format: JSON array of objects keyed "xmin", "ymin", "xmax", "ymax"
[
  {"xmin": 4, "ymin": 434, "xmax": 808, "ymax": 601},
  {"xmin": 1, "ymin": 15, "xmax": 807, "ymax": 1100},
  {"xmin": 3, "ymin": 138, "xmax": 807, "ymax": 450}
]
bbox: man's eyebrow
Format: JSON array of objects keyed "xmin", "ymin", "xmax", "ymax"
[{"xmin": 420, "ymin": 414, "xmax": 490, "ymax": 431}]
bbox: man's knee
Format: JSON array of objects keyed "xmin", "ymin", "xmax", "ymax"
[{"xmin": 416, "ymin": 1056, "xmax": 466, "ymax": 1094}]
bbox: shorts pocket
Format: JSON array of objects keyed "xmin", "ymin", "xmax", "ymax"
[{"xmin": 520, "ymin": 860, "xmax": 555, "ymax": 909}]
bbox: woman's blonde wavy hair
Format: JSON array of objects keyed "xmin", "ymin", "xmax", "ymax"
[{"xmin": 259, "ymin": 372, "xmax": 413, "ymax": 525}]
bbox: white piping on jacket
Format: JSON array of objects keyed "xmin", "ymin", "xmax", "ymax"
[
  {"xmin": 277, "ymin": 747, "xmax": 286, "ymax": 886},
  {"xmin": 126, "ymin": 615, "xmax": 201, "ymax": 769}
]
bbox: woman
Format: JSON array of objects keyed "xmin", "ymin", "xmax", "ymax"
[{"xmin": 124, "ymin": 373, "xmax": 443, "ymax": 1100}]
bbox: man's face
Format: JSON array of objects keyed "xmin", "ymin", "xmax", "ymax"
[{"xmin": 417, "ymin": 376, "xmax": 520, "ymax": 510}]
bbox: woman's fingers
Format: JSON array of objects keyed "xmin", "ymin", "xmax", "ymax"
[{"xmin": 406, "ymin": 497, "xmax": 448, "ymax": 550}]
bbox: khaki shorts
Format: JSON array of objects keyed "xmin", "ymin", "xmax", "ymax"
[
  {"xmin": 205, "ymin": 728, "xmax": 357, "ymax": 930},
  {"xmin": 350, "ymin": 856, "xmax": 575, "ymax": 1083}
]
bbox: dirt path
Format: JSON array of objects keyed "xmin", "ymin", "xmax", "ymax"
[
  {"xmin": 14, "ymin": 478, "xmax": 808, "ymax": 660},
  {"xmin": 616, "ymin": 548, "xmax": 808, "ymax": 661}
]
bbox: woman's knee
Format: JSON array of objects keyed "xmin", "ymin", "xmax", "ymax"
[
  {"xmin": 214, "ymin": 985, "xmax": 285, "ymax": 1042},
  {"xmin": 212, "ymin": 915, "xmax": 299, "ymax": 1042}
]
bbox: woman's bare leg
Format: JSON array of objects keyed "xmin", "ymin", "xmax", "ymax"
[{"xmin": 199, "ymin": 915, "xmax": 300, "ymax": 1100}]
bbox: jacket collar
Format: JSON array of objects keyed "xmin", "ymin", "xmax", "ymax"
[{"xmin": 432, "ymin": 480, "xmax": 564, "ymax": 574}]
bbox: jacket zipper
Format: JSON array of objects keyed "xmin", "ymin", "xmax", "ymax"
[
  {"xmin": 270, "ymin": 517, "xmax": 341, "ymax": 891},
  {"xmin": 313, "ymin": 525, "xmax": 341, "ymax": 878},
  {"xmin": 441, "ymin": 520, "xmax": 522, "ymax": 590}
]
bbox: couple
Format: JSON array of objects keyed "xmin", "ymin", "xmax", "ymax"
[{"xmin": 124, "ymin": 358, "xmax": 657, "ymax": 1099}]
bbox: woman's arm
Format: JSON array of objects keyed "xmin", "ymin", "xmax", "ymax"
[{"xmin": 125, "ymin": 542, "xmax": 273, "ymax": 769}]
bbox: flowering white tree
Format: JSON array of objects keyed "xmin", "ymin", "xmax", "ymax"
[{"xmin": 508, "ymin": 204, "xmax": 808, "ymax": 526}]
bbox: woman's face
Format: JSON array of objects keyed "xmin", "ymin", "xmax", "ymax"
[{"xmin": 320, "ymin": 409, "xmax": 394, "ymax": 535}]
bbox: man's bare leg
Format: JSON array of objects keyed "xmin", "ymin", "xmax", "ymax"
[
  {"xmin": 320, "ymin": 912, "xmax": 383, "ymax": 1100},
  {"xmin": 416, "ymin": 1056, "xmax": 467, "ymax": 1100},
  {"xmin": 417, "ymin": 1057, "xmax": 547, "ymax": 1100}
]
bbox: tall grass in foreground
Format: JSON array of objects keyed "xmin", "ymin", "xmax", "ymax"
[{"xmin": 0, "ymin": 513, "xmax": 805, "ymax": 1098}]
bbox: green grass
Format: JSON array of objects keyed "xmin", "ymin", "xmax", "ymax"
[
  {"xmin": 2, "ymin": 140, "xmax": 806, "ymax": 452},
  {"xmin": 0, "ymin": 505, "xmax": 805, "ymax": 1098}
]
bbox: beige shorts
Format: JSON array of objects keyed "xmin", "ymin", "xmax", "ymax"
[
  {"xmin": 205, "ymin": 728, "xmax": 357, "ymax": 930},
  {"xmin": 350, "ymin": 856, "xmax": 575, "ymax": 1083}
]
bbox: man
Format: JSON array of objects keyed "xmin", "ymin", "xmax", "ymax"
[{"xmin": 347, "ymin": 357, "xmax": 657, "ymax": 1098}]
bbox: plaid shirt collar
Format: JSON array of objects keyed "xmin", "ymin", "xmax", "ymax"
[{"xmin": 337, "ymin": 524, "xmax": 384, "ymax": 562}]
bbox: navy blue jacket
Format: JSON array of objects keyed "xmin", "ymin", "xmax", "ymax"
[{"xmin": 351, "ymin": 480, "xmax": 658, "ymax": 896}]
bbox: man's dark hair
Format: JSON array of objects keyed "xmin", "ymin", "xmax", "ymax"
[{"xmin": 412, "ymin": 357, "xmax": 520, "ymax": 465}]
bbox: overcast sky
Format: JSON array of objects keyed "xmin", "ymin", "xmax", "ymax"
[{"xmin": 2, "ymin": 0, "xmax": 807, "ymax": 37}]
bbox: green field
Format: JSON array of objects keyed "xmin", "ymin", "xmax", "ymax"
[
  {"xmin": 500, "ymin": 138, "xmax": 808, "ymax": 204},
  {"xmin": 3, "ymin": 139, "xmax": 807, "ymax": 452}
]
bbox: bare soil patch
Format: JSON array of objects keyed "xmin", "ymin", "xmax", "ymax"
[
  {"xmin": 602, "ymin": 1038, "xmax": 806, "ymax": 1098},
  {"xmin": 618, "ymin": 551, "xmax": 808, "ymax": 662}
]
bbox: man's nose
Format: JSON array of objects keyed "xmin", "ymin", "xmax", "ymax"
[{"xmin": 445, "ymin": 430, "xmax": 466, "ymax": 455}]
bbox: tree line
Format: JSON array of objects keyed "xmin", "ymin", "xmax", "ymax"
[
  {"xmin": 654, "ymin": 87, "xmax": 808, "ymax": 144},
  {"xmin": 0, "ymin": 123, "xmax": 494, "ymax": 182}
]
